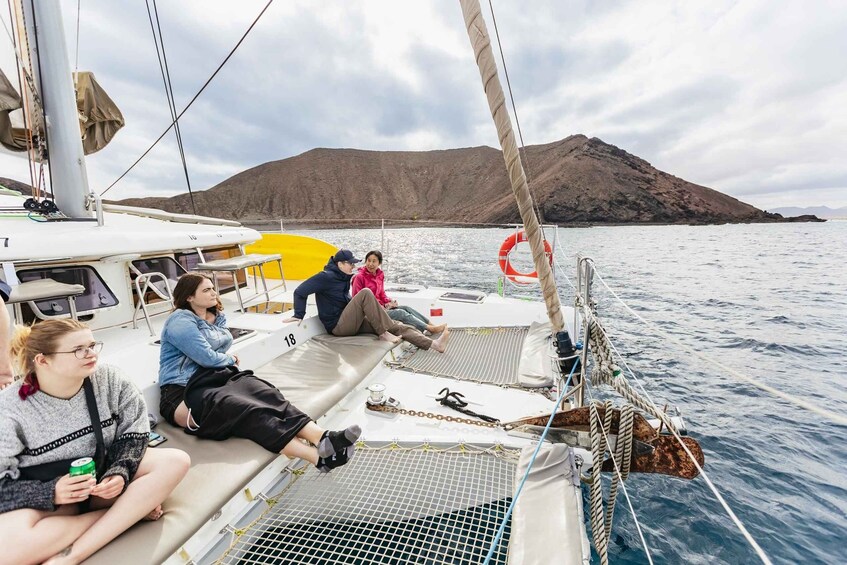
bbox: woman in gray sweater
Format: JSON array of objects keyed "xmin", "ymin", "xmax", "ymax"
[{"xmin": 0, "ymin": 319, "xmax": 190, "ymax": 565}]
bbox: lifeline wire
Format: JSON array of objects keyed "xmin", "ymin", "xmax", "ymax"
[
  {"xmin": 100, "ymin": 0, "xmax": 275, "ymax": 197},
  {"xmin": 553, "ymin": 255, "xmax": 578, "ymax": 292},
  {"xmin": 593, "ymin": 269, "xmax": 847, "ymax": 427},
  {"xmin": 482, "ymin": 357, "xmax": 580, "ymax": 565},
  {"xmin": 584, "ymin": 283, "xmax": 774, "ymax": 564}
]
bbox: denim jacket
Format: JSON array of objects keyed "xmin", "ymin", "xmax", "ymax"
[{"xmin": 158, "ymin": 309, "xmax": 235, "ymax": 387}]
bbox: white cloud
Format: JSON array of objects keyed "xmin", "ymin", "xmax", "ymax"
[{"xmin": 0, "ymin": 0, "xmax": 843, "ymax": 209}]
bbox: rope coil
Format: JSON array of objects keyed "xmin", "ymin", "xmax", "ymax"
[{"xmin": 587, "ymin": 399, "xmax": 636, "ymax": 565}]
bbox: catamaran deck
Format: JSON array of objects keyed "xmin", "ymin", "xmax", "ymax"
[{"xmin": 75, "ymin": 279, "xmax": 588, "ymax": 564}]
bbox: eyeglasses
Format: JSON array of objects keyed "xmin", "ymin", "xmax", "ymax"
[{"xmin": 47, "ymin": 342, "xmax": 104, "ymax": 359}]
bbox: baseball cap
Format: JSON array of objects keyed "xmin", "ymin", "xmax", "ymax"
[{"xmin": 333, "ymin": 249, "xmax": 361, "ymax": 264}]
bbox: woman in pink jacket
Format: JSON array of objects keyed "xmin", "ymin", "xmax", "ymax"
[{"xmin": 351, "ymin": 251, "xmax": 447, "ymax": 335}]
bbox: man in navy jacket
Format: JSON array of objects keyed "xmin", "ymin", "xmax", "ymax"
[{"xmin": 284, "ymin": 250, "xmax": 448, "ymax": 352}]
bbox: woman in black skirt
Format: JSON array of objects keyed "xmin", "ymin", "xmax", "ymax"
[{"xmin": 158, "ymin": 273, "xmax": 359, "ymax": 472}]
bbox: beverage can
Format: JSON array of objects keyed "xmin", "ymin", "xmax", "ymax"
[{"xmin": 69, "ymin": 457, "xmax": 96, "ymax": 477}]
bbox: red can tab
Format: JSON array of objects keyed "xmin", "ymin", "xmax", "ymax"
[{"xmin": 430, "ymin": 308, "xmax": 443, "ymax": 317}]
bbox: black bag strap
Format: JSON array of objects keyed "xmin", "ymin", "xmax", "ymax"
[{"xmin": 82, "ymin": 377, "xmax": 106, "ymax": 476}]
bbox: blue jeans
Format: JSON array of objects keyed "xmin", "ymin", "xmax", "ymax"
[{"xmin": 387, "ymin": 305, "xmax": 430, "ymax": 332}]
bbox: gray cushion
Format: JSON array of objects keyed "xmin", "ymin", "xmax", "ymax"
[
  {"xmin": 6, "ymin": 279, "xmax": 85, "ymax": 304},
  {"xmin": 85, "ymin": 334, "xmax": 391, "ymax": 564}
]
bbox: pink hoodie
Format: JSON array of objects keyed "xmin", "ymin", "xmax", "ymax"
[{"xmin": 351, "ymin": 266, "xmax": 390, "ymax": 306}]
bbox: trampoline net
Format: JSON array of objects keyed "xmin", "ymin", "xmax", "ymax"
[{"xmin": 217, "ymin": 445, "xmax": 518, "ymax": 564}]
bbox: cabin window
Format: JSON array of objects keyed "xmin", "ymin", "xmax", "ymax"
[
  {"xmin": 16, "ymin": 266, "xmax": 118, "ymax": 320},
  {"xmin": 132, "ymin": 257, "xmax": 186, "ymax": 282},
  {"xmin": 175, "ymin": 246, "xmax": 245, "ymax": 291}
]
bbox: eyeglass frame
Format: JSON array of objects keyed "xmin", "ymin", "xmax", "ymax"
[{"xmin": 45, "ymin": 341, "xmax": 104, "ymax": 359}]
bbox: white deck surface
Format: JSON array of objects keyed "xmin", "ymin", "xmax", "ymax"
[{"xmin": 32, "ymin": 274, "xmax": 589, "ymax": 564}]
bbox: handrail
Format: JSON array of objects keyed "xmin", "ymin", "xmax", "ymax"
[
  {"xmin": 103, "ymin": 203, "xmax": 242, "ymax": 227},
  {"xmin": 132, "ymin": 271, "xmax": 173, "ymax": 336}
]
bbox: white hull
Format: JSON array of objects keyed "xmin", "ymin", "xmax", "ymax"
[{"xmin": 1, "ymin": 197, "xmax": 591, "ymax": 564}]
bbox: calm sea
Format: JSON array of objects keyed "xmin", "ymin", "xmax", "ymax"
[{"xmin": 295, "ymin": 222, "xmax": 847, "ymax": 565}]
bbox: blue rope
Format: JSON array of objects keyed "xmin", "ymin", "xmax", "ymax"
[{"xmin": 482, "ymin": 355, "xmax": 581, "ymax": 564}]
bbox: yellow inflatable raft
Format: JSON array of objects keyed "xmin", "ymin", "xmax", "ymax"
[{"xmin": 245, "ymin": 233, "xmax": 338, "ymax": 281}]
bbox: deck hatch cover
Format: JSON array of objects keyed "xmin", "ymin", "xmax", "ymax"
[
  {"xmin": 438, "ymin": 291, "xmax": 485, "ymax": 303},
  {"xmin": 218, "ymin": 445, "xmax": 516, "ymax": 564},
  {"xmin": 396, "ymin": 326, "xmax": 528, "ymax": 386}
]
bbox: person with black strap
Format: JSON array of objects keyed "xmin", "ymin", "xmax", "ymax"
[
  {"xmin": 158, "ymin": 273, "xmax": 361, "ymax": 473},
  {"xmin": 0, "ymin": 319, "xmax": 190, "ymax": 564}
]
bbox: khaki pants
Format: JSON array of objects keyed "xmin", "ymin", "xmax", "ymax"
[{"xmin": 332, "ymin": 289, "xmax": 432, "ymax": 350}]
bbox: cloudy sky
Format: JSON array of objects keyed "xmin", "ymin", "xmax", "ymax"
[{"xmin": 1, "ymin": 0, "xmax": 844, "ymax": 209}]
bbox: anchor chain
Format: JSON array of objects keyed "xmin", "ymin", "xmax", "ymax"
[{"xmin": 365, "ymin": 403, "xmax": 501, "ymax": 429}]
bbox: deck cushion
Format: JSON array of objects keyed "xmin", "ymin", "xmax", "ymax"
[
  {"xmin": 6, "ymin": 279, "xmax": 85, "ymax": 303},
  {"xmin": 85, "ymin": 334, "xmax": 391, "ymax": 564},
  {"xmin": 252, "ymin": 334, "xmax": 395, "ymax": 419}
]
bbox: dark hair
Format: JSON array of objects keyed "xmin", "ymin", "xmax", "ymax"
[
  {"xmin": 365, "ymin": 250, "xmax": 383, "ymax": 264},
  {"xmin": 173, "ymin": 272, "xmax": 223, "ymax": 313}
]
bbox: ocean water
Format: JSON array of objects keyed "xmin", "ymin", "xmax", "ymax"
[{"xmin": 294, "ymin": 221, "xmax": 847, "ymax": 565}]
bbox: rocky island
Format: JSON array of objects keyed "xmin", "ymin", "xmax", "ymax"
[{"xmin": 5, "ymin": 135, "xmax": 823, "ymax": 227}]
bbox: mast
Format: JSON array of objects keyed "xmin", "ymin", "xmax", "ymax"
[
  {"xmin": 21, "ymin": 0, "xmax": 92, "ymax": 219},
  {"xmin": 458, "ymin": 0, "xmax": 564, "ymax": 333}
]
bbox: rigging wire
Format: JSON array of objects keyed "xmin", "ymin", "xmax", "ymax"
[
  {"xmin": 73, "ymin": 0, "xmax": 80, "ymax": 80},
  {"xmin": 26, "ymin": 0, "xmax": 52, "ymax": 197},
  {"xmin": 100, "ymin": 0, "xmax": 275, "ymax": 198},
  {"xmin": 553, "ymin": 257, "xmax": 577, "ymax": 292},
  {"xmin": 145, "ymin": 0, "xmax": 197, "ymax": 215},
  {"xmin": 591, "ymin": 268, "xmax": 847, "ymax": 428},
  {"xmin": 552, "ymin": 245, "xmax": 774, "ymax": 561},
  {"xmin": 552, "ymin": 228, "xmax": 578, "ymax": 292},
  {"xmin": 485, "ymin": 0, "xmax": 546, "ymax": 235},
  {"xmin": 482, "ymin": 359, "xmax": 580, "ymax": 565},
  {"xmin": 572, "ymin": 266, "xmax": 773, "ymax": 560}
]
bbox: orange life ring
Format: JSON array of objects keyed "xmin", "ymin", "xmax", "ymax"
[{"xmin": 498, "ymin": 230, "xmax": 553, "ymax": 283}]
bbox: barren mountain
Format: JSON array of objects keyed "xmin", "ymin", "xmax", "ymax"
[{"xmin": 115, "ymin": 135, "xmax": 792, "ymax": 225}]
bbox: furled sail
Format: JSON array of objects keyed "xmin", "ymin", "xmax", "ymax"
[
  {"xmin": 75, "ymin": 71, "xmax": 124, "ymax": 154},
  {"xmin": 0, "ymin": 68, "xmax": 123, "ymax": 156}
]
